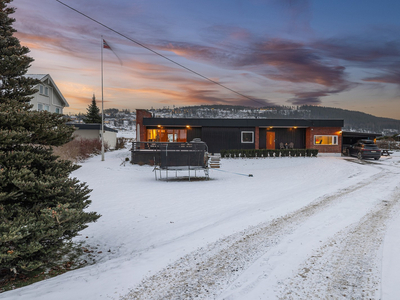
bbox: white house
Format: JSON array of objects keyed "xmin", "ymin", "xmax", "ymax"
[
  {"xmin": 67, "ymin": 123, "xmax": 118, "ymax": 149},
  {"xmin": 25, "ymin": 74, "xmax": 69, "ymax": 113}
]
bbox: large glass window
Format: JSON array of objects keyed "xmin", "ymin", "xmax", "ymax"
[
  {"xmin": 147, "ymin": 129, "xmax": 187, "ymax": 142},
  {"xmin": 241, "ymin": 131, "xmax": 254, "ymax": 143},
  {"xmin": 314, "ymin": 135, "xmax": 338, "ymax": 145}
]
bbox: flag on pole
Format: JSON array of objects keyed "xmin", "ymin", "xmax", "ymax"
[
  {"xmin": 102, "ymin": 38, "xmax": 122, "ymax": 65},
  {"xmin": 103, "ymin": 39, "xmax": 111, "ymax": 49}
]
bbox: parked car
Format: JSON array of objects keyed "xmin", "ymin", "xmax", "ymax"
[{"xmin": 348, "ymin": 140, "xmax": 381, "ymax": 160}]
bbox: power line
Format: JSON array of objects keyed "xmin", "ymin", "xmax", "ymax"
[{"xmin": 55, "ymin": 0, "xmax": 267, "ymax": 106}]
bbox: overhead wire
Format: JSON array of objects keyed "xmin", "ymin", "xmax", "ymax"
[{"xmin": 55, "ymin": 0, "xmax": 267, "ymax": 106}]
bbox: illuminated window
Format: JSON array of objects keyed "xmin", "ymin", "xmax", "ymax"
[
  {"xmin": 241, "ymin": 131, "xmax": 254, "ymax": 143},
  {"xmin": 146, "ymin": 129, "xmax": 187, "ymax": 142},
  {"xmin": 314, "ymin": 135, "xmax": 338, "ymax": 145}
]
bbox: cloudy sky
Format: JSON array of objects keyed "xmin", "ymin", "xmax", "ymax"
[{"xmin": 11, "ymin": 0, "xmax": 400, "ymax": 119}]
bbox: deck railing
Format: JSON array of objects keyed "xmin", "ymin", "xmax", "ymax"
[
  {"xmin": 131, "ymin": 141, "xmax": 164, "ymax": 151},
  {"xmin": 131, "ymin": 141, "xmax": 208, "ymax": 152}
]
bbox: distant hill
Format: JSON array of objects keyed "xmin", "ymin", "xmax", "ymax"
[
  {"xmin": 152, "ymin": 105, "xmax": 400, "ymax": 134},
  {"xmin": 301, "ymin": 106, "xmax": 400, "ymax": 133}
]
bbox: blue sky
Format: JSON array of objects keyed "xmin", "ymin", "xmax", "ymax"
[{"xmin": 10, "ymin": 0, "xmax": 400, "ymax": 119}]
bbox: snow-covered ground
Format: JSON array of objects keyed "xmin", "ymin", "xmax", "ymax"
[
  {"xmin": 117, "ymin": 129, "xmax": 136, "ymax": 140},
  {"xmin": 4, "ymin": 150, "xmax": 400, "ymax": 300}
]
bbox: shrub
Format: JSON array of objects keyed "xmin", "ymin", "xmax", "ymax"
[
  {"xmin": 219, "ymin": 148, "xmax": 319, "ymax": 158},
  {"xmin": 53, "ymin": 138, "xmax": 109, "ymax": 162},
  {"xmin": 307, "ymin": 149, "xmax": 319, "ymax": 157},
  {"xmin": 115, "ymin": 137, "xmax": 128, "ymax": 150}
]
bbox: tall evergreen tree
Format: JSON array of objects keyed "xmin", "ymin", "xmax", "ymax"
[
  {"xmin": 83, "ymin": 94, "xmax": 102, "ymax": 123},
  {"xmin": 0, "ymin": 0, "xmax": 100, "ymax": 275}
]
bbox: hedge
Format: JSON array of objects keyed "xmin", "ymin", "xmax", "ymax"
[{"xmin": 220, "ymin": 149, "xmax": 318, "ymax": 158}]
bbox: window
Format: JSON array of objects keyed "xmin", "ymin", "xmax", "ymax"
[
  {"xmin": 241, "ymin": 131, "xmax": 254, "ymax": 143},
  {"xmin": 38, "ymin": 103, "xmax": 49, "ymax": 111},
  {"xmin": 55, "ymin": 107, "xmax": 61, "ymax": 114},
  {"xmin": 147, "ymin": 129, "xmax": 187, "ymax": 142},
  {"xmin": 39, "ymin": 85, "xmax": 49, "ymax": 96},
  {"xmin": 314, "ymin": 135, "xmax": 338, "ymax": 145}
]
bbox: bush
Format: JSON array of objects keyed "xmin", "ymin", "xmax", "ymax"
[
  {"xmin": 220, "ymin": 149, "xmax": 318, "ymax": 158},
  {"xmin": 115, "ymin": 137, "xmax": 128, "ymax": 150},
  {"xmin": 53, "ymin": 138, "xmax": 109, "ymax": 162}
]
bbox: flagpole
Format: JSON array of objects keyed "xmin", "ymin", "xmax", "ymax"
[{"xmin": 101, "ymin": 35, "xmax": 105, "ymax": 161}]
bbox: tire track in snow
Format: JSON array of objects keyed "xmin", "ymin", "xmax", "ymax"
[
  {"xmin": 120, "ymin": 170, "xmax": 389, "ymax": 300},
  {"xmin": 279, "ymin": 187, "xmax": 400, "ymax": 300}
]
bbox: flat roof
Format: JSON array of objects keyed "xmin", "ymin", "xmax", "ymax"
[
  {"xmin": 143, "ymin": 118, "xmax": 344, "ymax": 128},
  {"xmin": 342, "ymin": 131, "xmax": 382, "ymax": 138},
  {"xmin": 67, "ymin": 123, "xmax": 118, "ymax": 133}
]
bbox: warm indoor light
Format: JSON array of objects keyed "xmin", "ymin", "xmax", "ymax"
[
  {"xmin": 186, "ymin": 125, "xmax": 190, "ymax": 129},
  {"xmin": 293, "ymin": 126, "xmax": 297, "ymax": 129}
]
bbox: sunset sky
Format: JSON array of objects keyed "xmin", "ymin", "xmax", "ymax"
[{"xmin": 11, "ymin": 0, "xmax": 400, "ymax": 119}]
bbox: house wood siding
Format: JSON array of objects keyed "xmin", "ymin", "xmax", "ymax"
[
  {"xmin": 26, "ymin": 74, "xmax": 69, "ymax": 114},
  {"xmin": 30, "ymin": 85, "xmax": 64, "ymax": 113},
  {"xmin": 202, "ymin": 127, "xmax": 254, "ymax": 153},
  {"xmin": 187, "ymin": 127, "xmax": 202, "ymax": 142},
  {"xmin": 275, "ymin": 128, "xmax": 306, "ymax": 149}
]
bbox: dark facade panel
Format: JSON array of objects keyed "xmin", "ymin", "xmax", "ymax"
[
  {"xmin": 259, "ymin": 128, "xmax": 305, "ymax": 149},
  {"xmin": 187, "ymin": 127, "xmax": 202, "ymax": 142},
  {"xmin": 273, "ymin": 128, "xmax": 306, "ymax": 149},
  {"xmin": 202, "ymin": 127, "xmax": 254, "ymax": 153},
  {"xmin": 259, "ymin": 128, "xmax": 267, "ymax": 149}
]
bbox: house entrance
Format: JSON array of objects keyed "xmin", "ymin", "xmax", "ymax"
[{"xmin": 266, "ymin": 131, "xmax": 275, "ymax": 149}]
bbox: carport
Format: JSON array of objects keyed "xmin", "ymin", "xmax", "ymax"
[{"xmin": 342, "ymin": 131, "xmax": 382, "ymax": 154}]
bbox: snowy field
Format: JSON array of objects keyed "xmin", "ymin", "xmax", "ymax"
[{"xmin": 4, "ymin": 150, "xmax": 400, "ymax": 300}]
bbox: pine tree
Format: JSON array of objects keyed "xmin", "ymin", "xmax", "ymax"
[
  {"xmin": 0, "ymin": 0, "xmax": 100, "ymax": 275},
  {"xmin": 83, "ymin": 94, "xmax": 102, "ymax": 123}
]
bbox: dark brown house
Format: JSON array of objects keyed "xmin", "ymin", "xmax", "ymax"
[{"xmin": 136, "ymin": 109, "xmax": 344, "ymax": 154}]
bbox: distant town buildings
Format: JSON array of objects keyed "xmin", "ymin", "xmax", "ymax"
[{"xmin": 66, "ymin": 105, "xmax": 399, "ymax": 136}]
